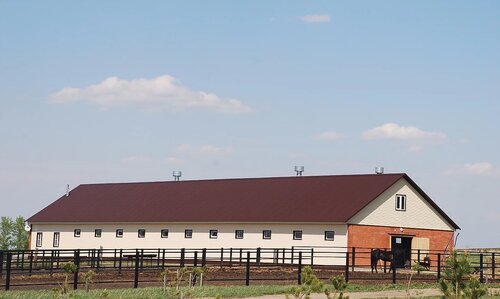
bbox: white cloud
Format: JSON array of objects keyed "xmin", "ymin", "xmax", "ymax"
[
  {"xmin": 444, "ymin": 162, "xmax": 498, "ymax": 176},
  {"xmin": 50, "ymin": 75, "xmax": 253, "ymax": 114},
  {"xmin": 362, "ymin": 123, "xmax": 447, "ymax": 141},
  {"xmin": 315, "ymin": 131, "xmax": 344, "ymax": 141},
  {"xmin": 299, "ymin": 14, "xmax": 331, "ymax": 23},
  {"xmin": 166, "ymin": 156, "xmax": 184, "ymax": 165}
]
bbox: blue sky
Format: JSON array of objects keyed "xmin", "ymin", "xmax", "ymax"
[{"xmin": 1, "ymin": 1, "xmax": 499, "ymax": 247}]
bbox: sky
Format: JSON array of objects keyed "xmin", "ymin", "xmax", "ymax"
[{"xmin": 1, "ymin": 1, "xmax": 499, "ymax": 248}]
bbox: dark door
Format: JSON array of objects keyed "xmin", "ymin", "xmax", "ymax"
[{"xmin": 391, "ymin": 236, "xmax": 412, "ymax": 268}]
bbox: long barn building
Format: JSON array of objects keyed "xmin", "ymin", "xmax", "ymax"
[{"xmin": 27, "ymin": 173, "xmax": 459, "ymax": 266}]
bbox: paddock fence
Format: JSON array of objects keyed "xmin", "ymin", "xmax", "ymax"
[{"xmin": 0, "ymin": 247, "xmax": 497, "ymax": 290}]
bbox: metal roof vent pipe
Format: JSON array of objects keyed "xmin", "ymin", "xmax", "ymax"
[
  {"xmin": 173, "ymin": 171, "xmax": 182, "ymax": 181},
  {"xmin": 375, "ymin": 167, "xmax": 384, "ymax": 174},
  {"xmin": 294, "ymin": 166, "xmax": 304, "ymax": 176},
  {"xmin": 66, "ymin": 184, "xmax": 70, "ymax": 196}
]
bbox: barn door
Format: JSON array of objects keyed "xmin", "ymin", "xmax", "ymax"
[{"xmin": 391, "ymin": 236, "xmax": 412, "ymax": 268}]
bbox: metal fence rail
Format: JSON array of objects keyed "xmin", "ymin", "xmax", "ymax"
[{"xmin": 0, "ymin": 247, "xmax": 497, "ymax": 290}]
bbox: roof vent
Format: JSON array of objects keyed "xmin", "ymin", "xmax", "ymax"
[
  {"xmin": 66, "ymin": 184, "xmax": 70, "ymax": 196},
  {"xmin": 375, "ymin": 167, "xmax": 384, "ymax": 174},
  {"xmin": 173, "ymin": 171, "xmax": 182, "ymax": 181},
  {"xmin": 294, "ymin": 166, "xmax": 305, "ymax": 176}
]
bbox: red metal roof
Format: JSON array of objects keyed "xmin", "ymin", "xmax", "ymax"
[{"xmin": 27, "ymin": 173, "xmax": 459, "ymax": 229}]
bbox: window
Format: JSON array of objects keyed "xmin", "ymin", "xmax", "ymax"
[
  {"xmin": 293, "ymin": 230, "xmax": 302, "ymax": 240},
  {"xmin": 74, "ymin": 229, "xmax": 81, "ymax": 237},
  {"xmin": 36, "ymin": 232, "xmax": 43, "ymax": 247},
  {"xmin": 396, "ymin": 194, "xmax": 406, "ymax": 211},
  {"xmin": 116, "ymin": 229, "xmax": 123, "ymax": 238},
  {"xmin": 209, "ymin": 230, "xmax": 218, "ymax": 239},
  {"xmin": 95, "ymin": 229, "xmax": 102, "ymax": 238},
  {"xmin": 185, "ymin": 229, "xmax": 193, "ymax": 238},
  {"xmin": 262, "ymin": 230, "xmax": 272, "ymax": 239},
  {"xmin": 161, "ymin": 229, "xmax": 169, "ymax": 238},
  {"xmin": 138, "ymin": 229, "xmax": 146, "ymax": 238},
  {"xmin": 53, "ymin": 232, "xmax": 60, "ymax": 247},
  {"xmin": 235, "ymin": 230, "xmax": 244, "ymax": 239},
  {"xmin": 324, "ymin": 231, "xmax": 334, "ymax": 241}
]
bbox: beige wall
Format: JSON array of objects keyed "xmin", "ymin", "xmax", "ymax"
[
  {"xmin": 348, "ymin": 178, "xmax": 455, "ymax": 231},
  {"xmin": 30, "ymin": 222, "xmax": 347, "ymax": 264}
]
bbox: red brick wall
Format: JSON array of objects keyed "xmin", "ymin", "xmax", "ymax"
[{"xmin": 347, "ymin": 224, "xmax": 455, "ymax": 267}]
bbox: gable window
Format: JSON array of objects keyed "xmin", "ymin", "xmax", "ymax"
[
  {"xmin": 116, "ymin": 229, "xmax": 123, "ymax": 238},
  {"xmin": 262, "ymin": 230, "xmax": 272, "ymax": 240},
  {"xmin": 185, "ymin": 229, "xmax": 193, "ymax": 238},
  {"xmin": 396, "ymin": 194, "xmax": 407, "ymax": 211},
  {"xmin": 293, "ymin": 230, "xmax": 302, "ymax": 240},
  {"xmin": 235, "ymin": 230, "xmax": 244, "ymax": 239},
  {"xmin": 161, "ymin": 229, "xmax": 169, "ymax": 238},
  {"xmin": 209, "ymin": 230, "xmax": 218, "ymax": 239},
  {"xmin": 36, "ymin": 232, "xmax": 43, "ymax": 247},
  {"xmin": 138, "ymin": 229, "xmax": 146, "ymax": 238},
  {"xmin": 95, "ymin": 229, "xmax": 102, "ymax": 238},
  {"xmin": 53, "ymin": 232, "xmax": 60, "ymax": 247},
  {"xmin": 74, "ymin": 229, "xmax": 81, "ymax": 237},
  {"xmin": 324, "ymin": 231, "xmax": 335, "ymax": 241}
]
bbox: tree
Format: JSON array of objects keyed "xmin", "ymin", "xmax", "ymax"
[
  {"xmin": 0, "ymin": 217, "xmax": 13, "ymax": 250},
  {"xmin": 0, "ymin": 216, "xmax": 29, "ymax": 250},
  {"xmin": 13, "ymin": 216, "xmax": 29, "ymax": 250},
  {"xmin": 439, "ymin": 250, "xmax": 487, "ymax": 299},
  {"xmin": 286, "ymin": 266, "xmax": 324, "ymax": 299}
]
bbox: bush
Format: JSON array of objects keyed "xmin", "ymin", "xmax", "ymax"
[{"xmin": 286, "ymin": 266, "xmax": 323, "ymax": 299}]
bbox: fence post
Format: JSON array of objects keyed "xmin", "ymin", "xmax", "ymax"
[
  {"xmin": 162, "ymin": 249, "xmax": 166, "ymax": 269},
  {"xmin": 5, "ymin": 252, "xmax": 12, "ymax": 290},
  {"xmin": 140, "ymin": 249, "xmax": 144, "ymax": 270},
  {"xmin": 437, "ymin": 253, "xmax": 441, "ymax": 281},
  {"xmin": 311, "ymin": 248, "xmax": 314, "ymax": 267},
  {"xmin": 480, "ymin": 253, "xmax": 484, "ymax": 283},
  {"xmin": 245, "ymin": 252, "xmax": 250, "ymax": 286},
  {"xmin": 134, "ymin": 249, "xmax": 139, "ymax": 288},
  {"xmin": 298, "ymin": 251, "xmax": 302, "ymax": 285},
  {"xmin": 345, "ymin": 251, "xmax": 349, "ymax": 283},
  {"xmin": 351, "ymin": 247, "xmax": 355, "ymax": 271},
  {"xmin": 73, "ymin": 249, "xmax": 80, "ymax": 290},
  {"xmin": 291, "ymin": 247, "xmax": 294, "ymax": 265},
  {"xmin": 220, "ymin": 247, "xmax": 224, "ymax": 268},
  {"xmin": 282, "ymin": 248, "xmax": 285, "ymax": 265},
  {"xmin": 118, "ymin": 249, "xmax": 123, "ymax": 274},
  {"xmin": 202, "ymin": 248, "xmax": 206, "ymax": 267},
  {"xmin": 417, "ymin": 249, "xmax": 421, "ymax": 266},
  {"xmin": 28, "ymin": 250, "xmax": 33, "ymax": 276},
  {"xmin": 257, "ymin": 247, "xmax": 261, "ymax": 267},
  {"xmin": 392, "ymin": 263, "xmax": 396, "ymax": 284},
  {"xmin": 230, "ymin": 248, "xmax": 233, "ymax": 267},
  {"xmin": 0, "ymin": 250, "xmax": 3, "ymax": 279},
  {"xmin": 194, "ymin": 251, "xmax": 198, "ymax": 267},
  {"xmin": 180, "ymin": 248, "xmax": 185, "ymax": 267},
  {"xmin": 492, "ymin": 253, "xmax": 496, "ymax": 280}
]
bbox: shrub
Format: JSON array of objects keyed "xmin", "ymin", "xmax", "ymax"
[
  {"xmin": 325, "ymin": 274, "xmax": 349, "ymax": 299},
  {"xmin": 286, "ymin": 266, "xmax": 323, "ymax": 299}
]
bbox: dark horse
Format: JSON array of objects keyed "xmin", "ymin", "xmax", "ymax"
[{"xmin": 371, "ymin": 249, "xmax": 393, "ymax": 273}]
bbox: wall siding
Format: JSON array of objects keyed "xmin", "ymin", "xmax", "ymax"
[{"xmin": 348, "ymin": 178, "xmax": 455, "ymax": 231}]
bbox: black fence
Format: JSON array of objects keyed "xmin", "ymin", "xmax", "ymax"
[{"xmin": 0, "ymin": 247, "xmax": 497, "ymax": 290}]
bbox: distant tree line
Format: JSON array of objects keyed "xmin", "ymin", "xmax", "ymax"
[{"xmin": 0, "ymin": 216, "xmax": 29, "ymax": 250}]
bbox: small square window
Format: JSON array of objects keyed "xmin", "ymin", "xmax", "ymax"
[
  {"xmin": 116, "ymin": 229, "xmax": 123, "ymax": 238},
  {"xmin": 53, "ymin": 232, "xmax": 60, "ymax": 247},
  {"xmin": 95, "ymin": 229, "xmax": 102, "ymax": 238},
  {"xmin": 185, "ymin": 229, "xmax": 193, "ymax": 238},
  {"xmin": 161, "ymin": 229, "xmax": 169, "ymax": 238},
  {"xmin": 235, "ymin": 230, "xmax": 244, "ymax": 239},
  {"xmin": 293, "ymin": 230, "xmax": 302, "ymax": 240},
  {"xmin": 263, "ymin": 230, "xmax": 272, "ymax": 239},
  {"xmin": 325, "ymin": 231, "xmax": 334, "ymax": 241},
  {"xmin": 36, "ymin": 232, "xmax": 43, "ymax": 247},
  {"xmin": 138, "ymin": 229, "xmax": 146, "ymax": 238},
  {"xmin": 74, "ymin": 229, "xmax": 81, "ymax": 237},
  {"xmin": 396, "ymin": 194, "xmax": 406, "ymax": 211},
  {"xmin": 209, "ymin": 229, "xmax": 218, "ymax": 239}
]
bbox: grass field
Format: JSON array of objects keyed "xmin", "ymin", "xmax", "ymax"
[{"xmin": 1, "ymin": 283, "xmax": 499, "ymax": 299}]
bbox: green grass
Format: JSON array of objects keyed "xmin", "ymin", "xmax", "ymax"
[{"xmin": 1, "ymin": 283, "xmax": 499, "ymax": 299}]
